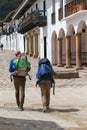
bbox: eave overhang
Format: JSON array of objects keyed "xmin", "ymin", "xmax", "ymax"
[
  {"xmin": 4, "ymin": 10, "xmax": 16, "ymax": 22},
  {"xmin": 12, "ymin": 0, "xmax": 36, "ymax": 20}
]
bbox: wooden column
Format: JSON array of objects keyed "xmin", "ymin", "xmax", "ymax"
[
  {"xmin": 24, "ymin": 35, "xmax": 27, "ymax": 53},
  {"xmin": 57, "ymin": 38, "xmax": 63, "ymax": 66},
  {"xmin": 76, "ymin": 33, "xmax": 82, "ymax": 69},
  {"xmin": 29, "ymin": 35, "xmax": 33, "ymax": 57},
  {"xmin": 65, "ymin": 36, "xmax": 72, "ymax": 68},
  {"xmin": 33, "ymin": 33, "xmax": 38, "ymax": 58},
  {"xmin": 27, "ymin": 36, "xmax": 29, "ymax": 55}
]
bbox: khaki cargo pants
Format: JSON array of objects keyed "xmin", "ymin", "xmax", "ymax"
[{"xmin": 39, "ymin": 80, "xmax": 51, "ymax": 107}]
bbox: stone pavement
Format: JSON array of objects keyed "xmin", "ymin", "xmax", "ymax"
[{"xmin": 0, "ymin": 50, "xmax": 87, "ymax": 130}]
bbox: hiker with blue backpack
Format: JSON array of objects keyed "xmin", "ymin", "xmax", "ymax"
[
  {"xmin": 9, "ymin": 51, "xmax": 31, "ymax": 111},
  {"xmin": 36, "ymin": 58, "xmax": 55, "ymax": 112}
]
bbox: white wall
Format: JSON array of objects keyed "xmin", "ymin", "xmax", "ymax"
[
  {"xmin": 0, "ymin": 32, "xmax": 24, "ymax": 53},
  {"xmin": 17, "ymin": 33, "xmax": 24, "ymax": 53},
  {"xmin": 2, "ymin": 0, "xmax": 87, "ymax": 64},
  {"xmin": 46, "ymin": 0, "xmax": 87, "ymax": 63}
]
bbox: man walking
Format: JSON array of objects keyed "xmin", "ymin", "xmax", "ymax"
[
  {"xmin": 36, "ymin": 58, "xmax": 55, "ymax": 112},
  {"xmin": 9, "ymin": 51, "xmax": 31, "ymax": 111}
]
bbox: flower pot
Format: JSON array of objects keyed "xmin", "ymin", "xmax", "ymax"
[{"xmin": 77, "ymin": 5, "xmax": 85, "ymax": 11}]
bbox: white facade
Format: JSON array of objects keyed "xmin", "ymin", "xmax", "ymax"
[
  {"xmin": 46, "ymin": 0, "xmax": 87, "ymax": 65},
  {"xmin": 1, "ymin": 32, "xmax": 24, "ymax": 53}
]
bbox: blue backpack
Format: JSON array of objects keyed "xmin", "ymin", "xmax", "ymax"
[
  {"xmin": 9, "ymin": 58, "xmax": 16, "ymax": 72},
  {"xmin": 37, "ymin": 58, "xmax": 54, "ymax": 81}
]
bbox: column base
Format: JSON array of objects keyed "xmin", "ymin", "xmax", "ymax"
[
  {"xmin": 38, "ymin": 55, "xmax": 40, "ymax": 59},
  {"xmin": 75, "ymin": 66, "xmax": 83, "ymax": 70},
  {"xmin": 65, "ymin": 65, "xmax": 73, "ymax": 68},
  {"xmin": 29, "ymin": 53, "xmax": 33, "ymax": 57},
  {"xmin": 57, "ymin": 64, "xmax": 64, "ymax": 67},
  {"xmin": 33, "ymin": 54, "xmax": 38, "ymax": 58}
]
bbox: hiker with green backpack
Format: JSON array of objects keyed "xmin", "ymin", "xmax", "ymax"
[{"xmin": 9, "ymin": 51, "xmax": 31, "ymax": 111}]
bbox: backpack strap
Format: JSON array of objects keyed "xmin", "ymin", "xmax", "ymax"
[
  {"xmin": 27, "ymin": 73, "xmax": 31, "ymax": 80},
  {"xmin": 16, "ymin": 59, "xmax": 20, "ymax": 69},
  {"xmin": 51, "ymin": 79, "xmax": 55, "ymax": 95}
]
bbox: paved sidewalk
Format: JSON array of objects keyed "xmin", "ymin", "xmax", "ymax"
[{"xmin": 0, "ymin": 50, "xmax": 87, "ymax": 130}]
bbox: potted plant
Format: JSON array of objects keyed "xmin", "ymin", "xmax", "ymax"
[{"xmin": 77, "ymin": 3, "xmax": 85, "ymax": 11}]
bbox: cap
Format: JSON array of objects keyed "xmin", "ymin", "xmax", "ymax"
[{"xmin": 15, "ymin": 51, "xmax": 21, "ymax": 56}]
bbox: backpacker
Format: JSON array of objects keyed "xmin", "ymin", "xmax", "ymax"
[
  {"xmin": 36, "ymin": 58, "xmax": 55, "ymax": 95},
  {"xmin": 15, "ymin": 54, "xmax": 31, "ymax": 76}
]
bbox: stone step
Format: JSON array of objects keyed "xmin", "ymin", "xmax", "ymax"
[{"xmin": 54, "ymin": 70, "xmax": 79, "ymax": 79}]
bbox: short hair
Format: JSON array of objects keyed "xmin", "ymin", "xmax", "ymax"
[{"xmin": 15, "ymin": 51, "xmax": 21, "ymax": 56}]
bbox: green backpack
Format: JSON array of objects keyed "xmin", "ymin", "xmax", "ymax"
[{"xmin": 15, "ymin": 54, "xmax": 31, "ymax": 76}]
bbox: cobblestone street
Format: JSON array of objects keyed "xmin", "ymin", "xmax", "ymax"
[{"xmin": 0, "ymin": 50, "xmax": 87, "ymax": 130}]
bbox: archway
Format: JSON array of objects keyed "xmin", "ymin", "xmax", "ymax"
[{"xmin": 67, "ymin": 24, "xmax": 76, "ymax": 65}]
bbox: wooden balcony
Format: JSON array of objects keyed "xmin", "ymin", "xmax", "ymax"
[
  {"xmin": 0, "ymin": 30, "xmax": 7, "ymax": 35},
  {"xmin": 59, "ymin": 0, "xmax": 87, "ymax": 20},
  {"xmin": 0, "ymin": 26, "xmax": 14, "ymax": 36},
  {"xmin": 18, "ymin": 10, "xmax": 47, "ymax": 34}
]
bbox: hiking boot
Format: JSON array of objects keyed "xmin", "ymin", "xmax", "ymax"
[
  {"xmin": 47, "ymin": 106, "xmax": 50, "ymax": 110},
  {"xmin": 42, "ymin": 106, "xmax": 47, "ymax": 112},
  {"xmin": 18, "ymin": 107, "xmax": 24, "ymax": 111}
]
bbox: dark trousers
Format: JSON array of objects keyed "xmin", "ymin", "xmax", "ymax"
[{"xmin": 13, "ymin": 76, "xmax": 26, "ymax": 108}]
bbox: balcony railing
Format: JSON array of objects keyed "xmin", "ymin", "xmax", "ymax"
[
  {"xmin": 18, "ymin": 9, "xmax": 47, "ymax": 34},
  {"xmin": 59, "ymin": 0, "xmax": 87, "ymax": 20},
  {"xmin": 0, "ymin": 26, "xmax": 14, "ymax": 36},
  {"xmin": 0, "ymin": 30, "xmax": 7, "ymax": 35}
]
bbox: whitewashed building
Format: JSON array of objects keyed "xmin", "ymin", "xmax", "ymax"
[
  {"xmin": 1, "ymin": 0, "xmax": 87, "ymax": 69},
  {"xmin": 0, "ymin": 11, "xmax": 24, "ymax": 53},
  {"xmin": 47, "ymin": 0, "xmax": 87, "ymax": 69}
]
